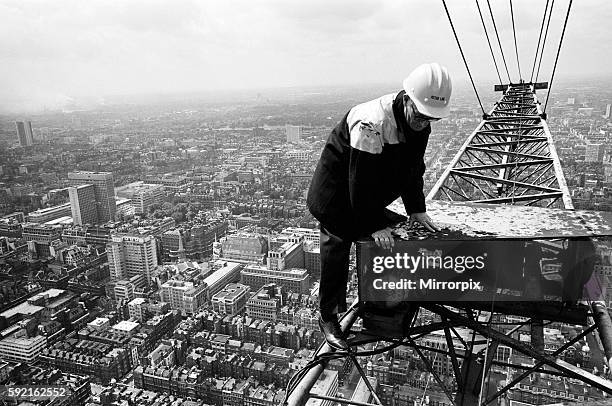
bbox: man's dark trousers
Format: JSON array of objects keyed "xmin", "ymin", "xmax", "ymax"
[{"xmin": 319, "ymin": 226, "xmax": 352, "ymax": 318}]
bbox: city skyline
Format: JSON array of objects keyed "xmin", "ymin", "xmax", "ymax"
[{"xmin": 1, "ymin": 0, "xmax": 611, "ymax": 113}]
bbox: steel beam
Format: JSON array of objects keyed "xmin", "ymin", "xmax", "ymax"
[
  {"xmin": 423, "ymin": 304, "xmax": 612, "ymax": 398},
  {"xmin": 286, "ymin": 305, "xmax": 360, "ymax": 406}
]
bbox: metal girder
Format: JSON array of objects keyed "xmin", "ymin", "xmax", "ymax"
[
  {"xmin": 443, "ymin": 323, "xmax": 464, "ymax": 392},
  {"xmin": 427, "ymin": 83, "xmax": 573, "ymax": 209},
  {"xmin": 406, "ymin": 336, "xmax": 456, "ymax": 403},
  {"xmin": 422, "ymin": 304, "xmax": 612, "ymax": 402},
  {"xmin": 494, "ymin": 81, "xmax": 548, "ymax": 91},
  {"xmin": 286, "ymin": 304, "xmax": 360, "ymax": 406}
]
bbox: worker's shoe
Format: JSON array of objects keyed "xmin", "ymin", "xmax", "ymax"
[{"xmin": 318, "ymin": 316, "xmax": 349, "ymax": 350}]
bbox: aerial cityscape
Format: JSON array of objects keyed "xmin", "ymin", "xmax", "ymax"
[
  {"xmin": 0, "ymin": 78, "xmax": 610, "ymax": 405},
  {"xmin": 2, "ymin": 0, "xmax": 612, "ymax": 404}
]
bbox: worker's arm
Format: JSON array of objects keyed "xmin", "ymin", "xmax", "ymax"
[
  {"xmin": 401, "ymin": 159, "xmax": 438, "ymax": 232},
  {"xmin": 401, "ymin": 161, "xmax": 426, "ymax": 215}
]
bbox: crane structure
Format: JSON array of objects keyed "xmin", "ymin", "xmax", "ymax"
[{"xmin": 427, "ymin": 82, "xmax": 573, "ymax": 210}]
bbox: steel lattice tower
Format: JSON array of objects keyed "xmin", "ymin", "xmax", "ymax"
[{"xmin": 427, "ymin": 83, "xmax": 573, "ymax": 209}]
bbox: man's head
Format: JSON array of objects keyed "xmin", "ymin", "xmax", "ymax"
[{"xmin": 403, "ymin": 63, "xmax": 452, "ymax": 131}]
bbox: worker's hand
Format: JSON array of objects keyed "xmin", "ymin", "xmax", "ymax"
[
  {"xmin": 409, "ymin": 212, "xmax": 439, "ymax": 232},
  {"xmin": 372, "ymin": 227, "xmax": 394, "ymax": 250}
]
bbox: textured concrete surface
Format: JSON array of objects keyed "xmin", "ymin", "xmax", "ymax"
[{"xmin": 386, "ymin": 199, "xmax": 612, "ymax": 240}]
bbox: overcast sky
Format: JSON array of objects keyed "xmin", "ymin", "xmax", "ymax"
[{"xmin": 1, "ymin": 0, "xmax": 610, "ymax": 112}]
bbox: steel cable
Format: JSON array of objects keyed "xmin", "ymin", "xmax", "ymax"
[
  {"xmin": 442, "ymin": 0, "xmax": 487, "ymax": 117},
  {"xmin": 509, "ymin": 0, "xmax": 522, "ymax": 81},
  {"xmin": 544, "ymin": 0, "xmax": 573, "ymax": 114},
  {"xmin": 486, "ymin": 0, "xmax": 512, "ymax": 83},
  {"xmin": 476, "ymin": 0, "xmax": 503, "ymax": 85},
  {"xmin": 530, "ymin": 0, "xmax": 550, "ymax": 83},
  {"xmin": 535, "ymin": 0, "xmax": 555, "ymax": 84}
]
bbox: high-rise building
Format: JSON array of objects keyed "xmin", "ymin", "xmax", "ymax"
[
  {"xmin": 605, "ymin": 104, "xmax": 611, "ymax": 119},
  {"xmin": 107, "ymin": 234, "xmax": 158, "ymax": 284},
  {"xmin": 585, "ymin": 143, "xmax": 604, "ymax": 163},
  {"xmin": 15, "ymin": 121, "xmax": 34, "ymax": 147},
  {"xmin": 286, "ymin": 125, "xmax": 302, "ymax": 144},
  {"xmin": 69, "ymin": 184, "xmax": 98, "ymax": 225},
  {"xmin": 68, "ymin": 171, "xmax": 116, "ymax": 223}
]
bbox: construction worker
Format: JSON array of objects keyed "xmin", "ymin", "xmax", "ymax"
[{"xmin": 307, "ymin": 63, "xmax": 452, "ymax": 349}]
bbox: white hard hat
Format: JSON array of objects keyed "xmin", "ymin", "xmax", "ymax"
[{"xmin": 403, "ymin": 63, "xmax": 452, "ymax": 119}]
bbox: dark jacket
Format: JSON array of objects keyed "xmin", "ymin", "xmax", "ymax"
[{"xmin": 307, "ymin": 90, "xmax": 430, "ymax": 240}]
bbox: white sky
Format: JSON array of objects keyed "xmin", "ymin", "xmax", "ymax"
[{"xmin": 1, "ymin": 0, "xmax": 610, "ymax": 112}]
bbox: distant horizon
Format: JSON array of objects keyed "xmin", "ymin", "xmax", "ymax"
[
  {"xmin": 2, "ymin": 72, "xmax": 611, "ymax": 116},
  {"xmin": 2, "ymin": 0, "xmax": 611, "ymax": 115}
]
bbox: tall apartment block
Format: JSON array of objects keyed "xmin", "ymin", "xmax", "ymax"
[
  {"xmin": 69, "ymin": 184, "xmax": 98, "ymax": 225},
  {"xmin": 286, "ymin": 125, "xmax": 302, "ymax": 144},
  {"xmin": 15, "ymin": 121, "xmax": 34, "ymax": 147},
  {"xmin": 585, "ymin": 143, "xmax": 604, "ymax": 163},
  {"xmin": 68, "ymin": 171, "xmax": 116, "ymax": 223},
  {"xmin": 107, "ymin": 234, "xmax": 158, "ymax": 284}
]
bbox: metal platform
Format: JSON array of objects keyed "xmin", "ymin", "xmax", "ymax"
[{"xmin": 387, "ymin": 199, "xmax": 612, "ymax": 240}]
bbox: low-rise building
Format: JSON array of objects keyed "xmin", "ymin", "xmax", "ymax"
[
  {"xmin": 161, "ymin": 280, "xmax": 208, "ymax": 315},
  {"xmin": 116, "ymin": 182, "xmax": 165, "ymax": 215},
  {"xmin": 0, "ymin": 334, "xmax": 47, "ymax": 362},
  {"xmin": 39, "ymin": 339, "xmax": 131, "ymax": 384},
  {"xmin": 306, "ymin": 369, "xmax": 338, "ymax": 406},
  {"xmin": 203, "ymin": 261, "xmax": 243, "ymax": 296},
  {"xmin": 246, "ymin": 284, "xmax": 283, "ymax": 322},
  {"xmin": 241, "ymin": 265, "xmax": 310, "ymax": 294},
  {"xmin": 27, "ymin": 202, "xmax": 72, "ymax": 224},
  {"xmin": 220, "ymin": 232, "xmax": 268, "ymax": 263},
  {"xmin": 211, "ymin": 283, "xmax": 251, "ymax": 316}
]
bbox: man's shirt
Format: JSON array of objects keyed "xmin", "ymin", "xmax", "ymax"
[{"xmin": 307, "ymin": 90, "xmax": 430, "ymax": 239}]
